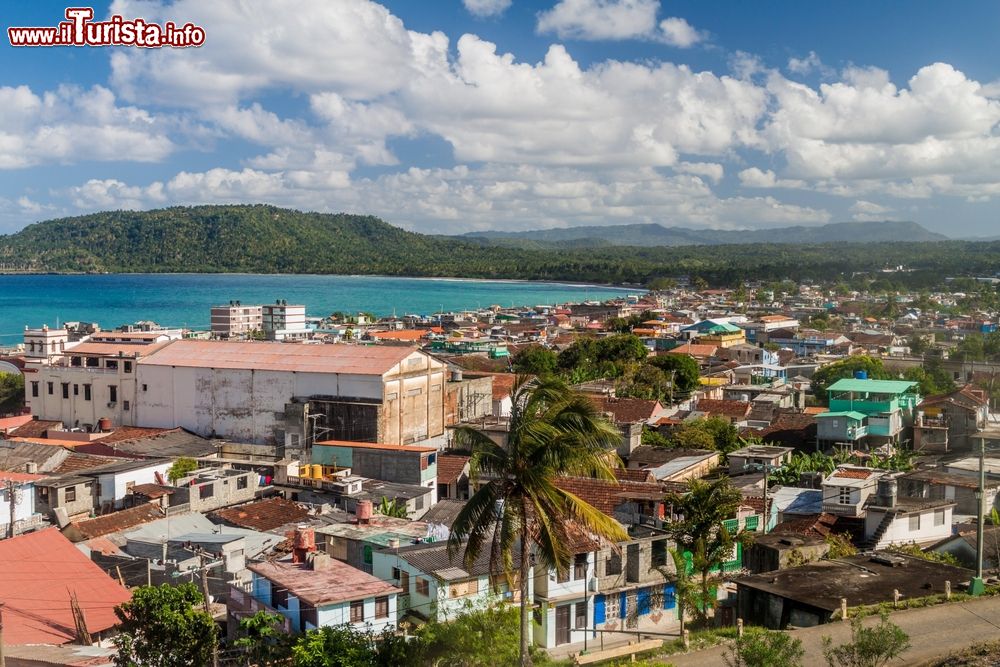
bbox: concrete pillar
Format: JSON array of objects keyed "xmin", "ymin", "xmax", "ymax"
[{"xmin": 841, "ymin": 597, "xmax": 848, "ymax": 621}]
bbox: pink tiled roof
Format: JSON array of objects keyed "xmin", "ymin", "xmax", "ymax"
[
  {"xmin": 140, "ymin": 340, "xmax": 419, "ymax": 375},
  {"xmin": 0, "ymin": 528, "xmax": 131, "ymax": 644}
]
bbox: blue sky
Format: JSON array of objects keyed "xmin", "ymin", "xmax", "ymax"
[{"xmin": 2, "ymin": 0, "xmax": 1000, "ymax": 237}]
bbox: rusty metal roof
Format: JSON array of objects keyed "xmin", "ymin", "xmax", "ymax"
[
  {"xmin": 64, "ymin": 342, "xmax": 167, "ymax": 357},
  {"xmin": 139, "ymin": 340, "xmax": 421, "ymax": 375},
  {"xmin": 249, "ymin": 560, "xmax": 400, "ymax": 607}
]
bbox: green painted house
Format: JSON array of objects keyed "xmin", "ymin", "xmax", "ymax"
[{"xmin": 816, "ymin": 378, "xmax": 919, "ymax": 448}]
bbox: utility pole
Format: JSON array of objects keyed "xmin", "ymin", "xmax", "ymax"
[
  {"xmin": 972, "ymin": 435, "xmax": 987, "ymax": 595},
  {"xmin": 6, "ymin": 481, "xmax": 16, "ymax": 539},
  {"xmin": 178, "ymin": 546, "xmax": 221, "ymax": 667}
]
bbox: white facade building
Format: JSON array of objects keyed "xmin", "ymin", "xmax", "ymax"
[
  {"xmin": 25, "ymin": 342, "xmax": 167, "ymax": 429},
  {"xmin": 262, "ymin": 300, "xmax": 310, "ymax": 341},
  {"xmin": 210, "ymin": 302, "xmax": 263, "ymax": 339},
  {"xmin": 135, "ymin": 340, "xmax": 447, "ymax": 446}
]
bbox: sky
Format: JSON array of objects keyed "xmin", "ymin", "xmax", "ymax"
[{"xmin": 2, "ymin": 1, "xmax": 1000, "ymax": 238}]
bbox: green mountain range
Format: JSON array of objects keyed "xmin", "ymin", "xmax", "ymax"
[
  {"xmin": 462, "ymin": 220, "xmax": 948, "ymax": 247},
  {"xmin": 0, "ymin": 205, "xmax": 992, "ymax": 288}
]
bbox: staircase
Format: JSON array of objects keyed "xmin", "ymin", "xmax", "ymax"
[{"xmin": 861, "ymin": 511, "xmax": 896, "ymax": 550}]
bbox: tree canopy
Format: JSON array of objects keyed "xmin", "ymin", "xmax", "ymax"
[{"xmin": 112, "ymin": 584, "xmax": 217, "ymax": 667}]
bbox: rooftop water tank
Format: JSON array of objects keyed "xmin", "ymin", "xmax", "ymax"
[{"xmin": 854, "ymin": 370, "xmax": 868, "ymax": 380}]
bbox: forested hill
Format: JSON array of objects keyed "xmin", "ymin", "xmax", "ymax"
[{"xmin": 0, "ymin": 204, "xmax": 998, "ymax": 288}]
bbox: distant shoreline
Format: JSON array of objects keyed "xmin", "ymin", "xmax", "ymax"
[{"xmin": 0, "ymin": 271, "xmax": 648, "ymax": 293}]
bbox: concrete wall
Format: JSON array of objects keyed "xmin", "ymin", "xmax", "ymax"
[
  {"xmin": 173, "ymin": 471, "xmax": 258, "ymax": 513},
  {"xmin": 136, "ymin": 350, "xmax": 446, "ymax": 446},
  {"xmin": 866, "ymin": 506, "xmax": 954, "ymax": 548},
  {"xmin": 36, "ymin": 480, "xmax": 96, "ymax": 518},
  {"xmin": 96, "ymin": 462, "xmax": 172, "ymax": 510},
  {"xmin": 0, "ymin": 481, "xmax": 36, "ymax": 526},
  {"xmin": 27, "ymin": 363, "xmax": 138, "ymax": 428}
]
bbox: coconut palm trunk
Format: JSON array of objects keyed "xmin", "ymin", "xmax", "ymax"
[
  {"xmin": 448, "ymin": 377, "xmax": 629, "ymax": 667},
  {"xmin": 520, "ymin": 499, "xmax": 532, "ymax": 665}
]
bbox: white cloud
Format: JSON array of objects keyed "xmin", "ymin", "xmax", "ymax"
[
  {"xmin": 737, "ymin": 168, "xmax": 805, "ymax": 189},
  {"xmin": 762, "ymin": 62, "xmax": 1000, "ymax": 199},
  {"xmin": 0, "ymin": 85, "xmax": 174, "ymax": 169},
  {"xmin": 850, "ymin": 200, "xmax": 894, "ymax": 221},
  {"xmin": 536, "ymin": 0, "xmax": 703, "ymax": 45},
  {"xmin": 676, "ymin": 161, "xmax": 724, "ymax": 183},
  {"xmin": 69, "ymin": 179, "xmax": 166, "ymax": 210},
  {"xmin": 404, "ymin": 38, "xmax": 766, "ymax": 166},
  {"xmin": 537, "ymin": 0, "xmax": 659, "ymax": 40},
  {"xmin": 787, "ymin": 51, "xmax": 833, "ymax": 77},
  {"xmin": 55, "ymin": 164, "xmax": 830, "ymax": 234},
  {"xmin": 658, "ymin": 17, "xmax": 705, "ymax": 48},
  {"xmin": 109, "ymin": 0, "xmax": 445, "ymax": 105},
  {"xmin": 463, "ymin": 0, "xmax": 512, "ymax": 18}
]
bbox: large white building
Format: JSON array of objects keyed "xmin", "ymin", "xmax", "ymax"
[
  {"xmin": 25, "ymin": 341, "xmax": 166, "ymax": 430},
  {"xmin": 134, "ymin": 340, "xmax": 447, "ymax": 449}
]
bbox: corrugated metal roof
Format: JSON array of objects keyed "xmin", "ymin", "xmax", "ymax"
[
  {"xmin": 249, "ymin": 560, "xmax": 400, "ymax": 606},
  {"xmin": 815, "ymin": 411, "xmax": 868, "ymax": 421},
  {"xmin": 827, "ymin": 378, "xmax": 918, "ymax": 394},
  {"xmin": 63, "ymin": 342, "xmax": 167, "ymax": 357},
  {"xmin": 0, "ymin": 528, "xmax": 131, "ymax": 644},
  {"xmin": 139, "ymin": 340, "xmax": 423, "ymax": 375}
]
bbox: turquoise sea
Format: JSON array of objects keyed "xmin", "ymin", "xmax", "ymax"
[{"xmin": 0, "ymin": 273, "xmax": 640, "ymax": 342}]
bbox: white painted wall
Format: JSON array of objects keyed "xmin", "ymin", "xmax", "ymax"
[
  {"xmin": 0, "ymin": 482, "xmax": 36, "ymax": 525},
  {"xmin": 136, "ymin": 365, "xmax": 383, "ymax": 444},
  {"xmin": 96, "ymin": 462, "xmax": 172, "ymax": 508},
  {"xmin": 866, "ymin": 506, "xmax": 954, "ymax": 548}
]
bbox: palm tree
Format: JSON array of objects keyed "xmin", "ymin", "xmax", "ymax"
[
  {"xmin": 664, "ymin": 477, "xmax": 752, "ymax": 627},
  {"xmin": 448, "ymin": 377, "xmax": 629, "ymax": 666}
]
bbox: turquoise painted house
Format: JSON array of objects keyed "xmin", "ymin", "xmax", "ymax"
[{"xmin": 816, "ymin": 378, "xmax": 919, "ymax": 448}]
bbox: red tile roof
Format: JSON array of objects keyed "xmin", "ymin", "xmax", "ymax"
[
  {"xmin": 555, "ymin": 476, "xmax": 664, "ymax": 516},
  {"xmin": 436, "ymin": 454, "xmax": 470, "ymax": 485},
  {"xmin": 65, "ymin": 503, "xmax": 166, "ymax": 541},
  {"xmin": 0, "ymin": 414, "xmax": 33, "ymax": 432},
  {"xmin": 0, "ymin": 528, "xmax": 131, "ymax": 644},
  {"xmin": 666, "ymin": 343, "xmax": 717, "ymax": 358},
  {"xmin": 211, "ymin": 497, "xmax": 312, "ymax": 532},
  {"xmin": 590, "ymin": 397, "xmax": 662, "ymax": 424},
  {"xmin": 5, "ymin": 419, "xmax": 63, "ymax": 439},
  {"xmin": 831, "ymin": 468, "xmax": 875, "ymax": 480},
  {"xmin": 695, "ymin": 399, "xmax": 751, "ymax": 419},
  {"xmin": 0, "ymin": 470, "xmax": 46, "ymax": 483},
  {"xmin": 368, "ymin": 330, "xmax": 430, "ymax": 342}
]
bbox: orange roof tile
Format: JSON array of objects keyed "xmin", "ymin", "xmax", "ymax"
[
  {"xmin": 436, "ymin": 454, "xmax": 470, "ymax": 485},
  {"xmin": 0, "ymin": 528, "xmax": 131, "ymax": 644},
  {"xmin": 832, "ymin": 468, "xmax": 875, "ymax": 480},
  {"xmin": 368, "ymin": 330, "xmax": 430, "ymax": 341}
]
